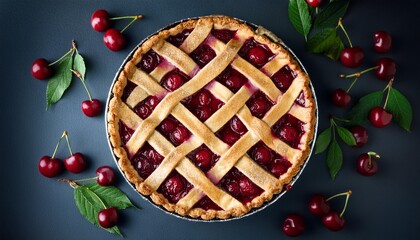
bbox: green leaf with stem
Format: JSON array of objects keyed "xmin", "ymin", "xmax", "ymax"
[
  {"xmin": 307, "ymin": 28, "xmax": 337, "ymax": 53},
  {"xmin": 315, "ymin": 127, "xmax": 332, "ymax": 154},
  {"xmin": 73, "ymin": 51, "xmax": 86, "ymax": 80},
  {"xmin": 326, "ymin": 139, "xmax": 343, "ymax": 180},
  {"xmin": 84, "ymin": 182, "xmax": 136, "ymax": 209},
  {"xmin": 46, "ymin": 55, "xmax": 73, "ymax": 109},
  {"xmin": 288, "ymin": 0, "xmax": 312, "ymax": 41},
  {"xmin": 314, "ymin": 0, "xmax": 350, "ymax": 29},
  {"xmin": 336, "ymin": 125, "xmax": 356, "ymax": 146},
  {"xmin": 387, "ymin": 87, "xmax": 413, "ymax": 132}
]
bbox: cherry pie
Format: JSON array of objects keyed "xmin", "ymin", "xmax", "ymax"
[{"xmin": 107, "ymin": 15, "xmax": 316, "ymax": 220}]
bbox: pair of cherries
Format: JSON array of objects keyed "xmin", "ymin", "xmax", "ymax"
[
  {"xmin": 282, "ymin": 191, "xmax": 352, "ymax": 236},
  {"xmin": 91, "ymin": 10, "xmax": 143, "ymax": 51}
]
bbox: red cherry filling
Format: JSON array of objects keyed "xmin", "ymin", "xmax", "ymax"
[
  {"xmin": 190, "ymin": 44, "xmax": 216, "ymax": 67},
  {"xmin": 118, "ymin": 121, "xmax": 135, "ymax": 145},
  {"xmin": 182, "ymin": 89, "xmax": 224, "ymax": 121},
  {"xmin": 193, "ymin": 196, "xmax": 222, "ymax": 210},
  {"xmin": 247, "ymin": 142, "xmax": 291, "ymax": 178},
  {"xmin": 295, "ymin": 91, "xmax": 306, "ymax": 107},
  {"xmin": 158, "ymin": 171, "xmax": 193, "ymax": 203},
  {"xmin": 246, "ymin": 91, "xmax": 274, "ymax": 118},
  {"xmin": 134, "ymin": 95, "xmax": 161, "ymax": 119},
  {"xmin": 216, "ymin": 117, "xmax": 248, "ymax": 146},
  {"xmin": 272, "ymin": 114, "xmax": 304, "ymax": 148},
  {"xmin": 166, "ymin": 29, "xmax": 193, "ymax": 47},
  {"xmin": 239, "ymin": 38, "xmax": 274, "ymax": 68},
  {"xmin": 121, "ymin": 80, "xmax": 137, "ymax": 102},
  {"xmin": 271, "ymin": 65, "xmax": 297, "ymax": 92},
  {"xmin": 211, "ymin": 29, "xmax": 237, "ymax": 43},
  {"xmin": 187, "ymin": 145, "xmax": 219, "ymax": 172},
  {"xmin": 161, "ymin": 69, "xmax": 190, "ymax": 92},
  {"xmin": 219, "ymin": 168, "xmax": 263, "ymax": 203},
  {"xmin": 130, "ymin": 143, "xmax": 164, "ymax": 179},
  {"xmin": 137, "ymin": 50, "xmax": 161, "ymax": 73},
  {"xmin": 216, "ymin": 66, "xmax": 247, "ymax": 93},
  {"xmin": 158, "ymin": 116, "xmax": 191, "ymax": 146}
]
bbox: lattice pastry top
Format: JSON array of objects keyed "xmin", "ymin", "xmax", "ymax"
[{"xmin": 107, "ymin": 15, "xmax": 316, "ymax": 220}]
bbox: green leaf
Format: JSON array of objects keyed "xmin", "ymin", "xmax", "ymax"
[
  {"xmin": 336, "ymin": 126, "xmax": 356, "ymax": 146},
  {"xmin": 84, "ymin": 182, "xmax": 136, "ymax": 209},
  {"xmin": 314, "ymin": 0, "xmax": 350, "ymax": 29},
  {"xmin": 348, "ymin": 91, "xmax": 384, "ymax": 125},
  {"xmin": 46, "ymin": 56, "xmax": 73, "ymax": 109},
  {"xmin": 73, "ymin": 52, "xmax": 86, "ymax": 80},
  {"xmin": 326, "ymin": 140, "xmax": 343, "ymax": 180},
  {"xmin": 387, "ymin": 88, "xmax": 413, "ymax": 132},
  {"xmin": 288, "ymin": 0, "xmax": 312, "ymax": 40},
  {"xmin": 307, "ymin": 28, "xmax": 336, "ymax": 53},
  {"xmin": 74, "ymin": 186, "xmax": 123, "ymax": 237},
  {"xmin": 315, "ymin": 127, "xmax": 332, "ymax": 154},
  {"xmin": 324, "ymin": 35, "xmax": 344, "ymax": 60}
]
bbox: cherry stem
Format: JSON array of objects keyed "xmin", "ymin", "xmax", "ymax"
[
  {"xmin": 315, "ymin": 7, "xmax": 319, "ymax": 14},
  {"xmin": 110, "ymin": 15, "xmax": 143, "ymax": 21},
  {"xmin": 367, "ymin": 151, "xmax": 380, "ymax": 166},
  {"xmin": 120, "ymin": 15, "xmax": 143, "ymax": 33},
  {"xmin": 329, "ymin": 117, "xmax": 337, "ymax": 140},
  {"xmin": 326, "ymin": 190, "xmax": 352, "ymax": 217},
  {"xmin": 49, "ymin": 40, "xmax": 77, "ymax": 66},
  {"xmin": 340, "ymin": 66, "xmax": 378, "ymax": 79},
  {"xmin": 338, "ymin": 18, "xmax": 352, "ymax": 48},
  {"xmin": 72, "ymin": 176, "xmax": 98, "ymax": 183},
  {"xmin": 63, "ymin": 131, "xmax": 73, "ymax": 155},
  {"xmin": 51, "ymin": 131, "xmax": 67, "ymax": 158},
  {"xmin": 71, "ymin": 69, "xmax": 93, "ymax": 101},
  {"xmin": 346, "ymin": 77, "xmax": 358, "ymax": 93},
  {"xmin": 383, "ymin": 78, "xmax": 394, "ymax": 109},
  {"xmin": 58, "ymin": 178, "xmax": 80, "ymax": 189}
]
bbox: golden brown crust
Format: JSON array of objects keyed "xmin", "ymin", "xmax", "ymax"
[{"xmin": 106, "ymin": 15, "xmax": 317, "ymax": 220}]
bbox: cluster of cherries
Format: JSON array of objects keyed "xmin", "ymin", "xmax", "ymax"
[
  {"xmin": 282, "ymin": 190, "xmax": 352, "ymax": 237},
  {"xmin": 30, "ymin": 44, "xmax": 102, "ymax": 117},
  {"xmin": 91, "ymin": 10, "xmax": 143, "ymax": 51},
  {"xmin": 38, "ymin": 131, "xmax": 119, "ymax": 229}
]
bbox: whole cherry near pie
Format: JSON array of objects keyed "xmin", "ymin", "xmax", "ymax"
[{"xmin": 106, "ymin": 15, "xmax": 317, "ymax": 220}]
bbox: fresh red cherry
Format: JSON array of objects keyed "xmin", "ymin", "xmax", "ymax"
[
  {"xmin": 38, "ymin": 156, "xmax": 63, "ymax": 178},
  {"xmin": 308, "ymin": 194, "xmax": 330, "ymax": 216},
  {"xmin": 31, "ymin": 58, "xmax": 53, "ymax": 80},
  {"xmin": 103, "ymin": 29, "xmax": 126, "ymax": 51},
  {"xmin": 348, "ymin": 125, "xmax": 368, "ymax": 147},
  {"xmin": 369, "ymin": 107, "xmax": 393, "ymax": 128},
  {"xmin": 373, "ymin": 31, "xmax": 392, "ymax": 53},
  {"xmin": 282, "ymin": 214, "xmax": 305, "ymax": 237},
  {"xmin": 332, "ymin": 88, "xmax": 351, "ymax": 107},
  {"xmin": 322, "ymin": 211, "xmax": 346, "ymax": 231},
  {"xmin": 306, "ymin": 0, "xmax": 322, "ymax": 8},
  {"xmin": 98, "ymin": 207, "xmax": 119, "ymax": 228},
  {"xmin": 64, "ymin": 152, "xmax": 87, "ymax": 173},
  {"xmin": 247, "ymin": 46, "xmax": 268, "ymax": 66},
  {"xmin": 340, "ymin": 47, "xmax": 365, "ymax": 68},
  {"xmin": 375, "ymin": 58, "xmax": 396, "ymax": 80},
  {"xmin": 96, "ymin": 166, "xmax": 116, "ymax": 186},
  {"xmin": 91, "ymin": 10, "xmax": 111, "ymax": 32},
  {"xmin": 81, "ymin": 99, "xmax": 102, "ymax": 117},
  {"xmin": 357, "ymin": 152, "xmax": 379, "ymax": 176}
]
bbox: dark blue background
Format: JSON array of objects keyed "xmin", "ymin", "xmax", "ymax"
[{"xmin": 1, "ymin": 0, "xmax": 419, "ymax": 239}]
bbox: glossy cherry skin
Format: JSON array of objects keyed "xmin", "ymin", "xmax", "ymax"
[
  {"xmin": 31, "ymin": 58, "xmax": 53, "ymax": 80},
  {"xmin": 373, "ymin": 31, "xmax": 392, "ymax": 53},
  {"xmin": 282, "ymin": 214, "xmax": 305, "ymax": 237},
  {"xmin": 348, "ymin": 125, "xmax": 368, "ymax": 147},
  {"xmin": 306, "ymin": 0, "xmax": 322, "ymax": 7},
  {"xmin": 96, "ymin": 166, "xmax": 116, "ymax": 186},
  {"xmin": 103, "ymin": 29, "xmax": 126, "ymax": 51},
  {"xmin": 64, "ymin": 152, "xmax": 87, "ymax": 173},
  {"xmin": 98, "ymin": 207, "xmax": 119, "ymax": 228},
  {"xmin": 357, "ymin": 153, "xmax": 378, "ymax": 176},
  {"xmin": 369, "ymin": 107, "xmax": 393, "ymax": 128},
  {"xmin": 38, "ymin": 156, "xmax": 63, "ymax": 178},
  {"xmin": 91, "ymin": 10, "xmax": 110, "ymax": 32},
  {"xmin": 308, "ymin": 194, "xmax": 330, "ymax": 216},
  {"xmin": 322, "ymin": 211, "xmax": 346, "ymax": 231},
  {"xmin": 81, "ymin": 99, "xmax": 102, "ymax": 117},
  {"xmin": 332, "ymin": 88, "xmax": 351, "ymax": 107},
  {"xmin": 340, "ymin": 47, "xmax": 365, "ymax": 68},
  {"xmin": 375, "ymin": 58, "xmax": 396, "ymax": 81}
]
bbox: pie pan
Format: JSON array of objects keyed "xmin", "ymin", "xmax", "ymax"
[{"xmin": 105, "ymin": 15, "xmax": 318, "ymax": 222}]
